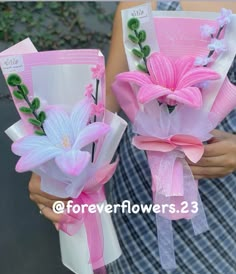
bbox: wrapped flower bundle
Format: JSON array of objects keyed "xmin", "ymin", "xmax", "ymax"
[
  {"xmin": 112, "ymin": 4, "xmax": 236, "ymax": 270},
  {"xmin": 1, "ymin": 38, "xmax": 127, "ymax": 274}
]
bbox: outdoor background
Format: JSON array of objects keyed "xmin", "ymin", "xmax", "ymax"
[{"xmin": 0, "ymin": 2, "xmax": 117, "ymax": 274}]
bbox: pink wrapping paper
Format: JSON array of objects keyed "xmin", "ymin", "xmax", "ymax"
[{"xmin": 114, "ymin": 4, "xmax": 236, "ymax": 270}]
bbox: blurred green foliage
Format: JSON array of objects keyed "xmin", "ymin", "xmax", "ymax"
[{"xmin": 0, "ymin": 2, "xmax": 116, "ymax": 51}]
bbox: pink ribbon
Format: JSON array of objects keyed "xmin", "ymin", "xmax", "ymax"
[
  {"xmin": 59, "ymin": 160, "xmax": 118, "ymax": 271},
  {"xmin": 132, "ymin": 134, "xmax": 204, "ymax": 163},
  {"xmin": 132, "ymin": 135, "xmax": 203, "ymax": 220}
]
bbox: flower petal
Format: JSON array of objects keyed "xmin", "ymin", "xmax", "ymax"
[
  {"xmin": 137, "ymin": 84, "xmax": 171, "ymax": 104},
  {"xmin": 55, "ymin": 149, "xmax": 90, "ymax": 176},
  {"xmin": 73, "ymin": 122, "xmax": 110, "ymax": 149},
  {"xmin": 177, "ymin": 67, "xmax": 220, "ymax": 89},
  {"xmin": 12, "ymin": 135, "xmax": 52, "ymax": 156},
  {"xmin": 15, "ymin": 146, "xmax": 61, "ymax": 172},
  {"xmin": 167, "ymin": 87, "xmax": 202, "ymax": 108},
  {"xmin": 147, "ymin": 53, "xmax": 176, "ymax": 88},
  {"xmin": 70, "ymin": 97, "xmax": 93, "ymax": 137},
  {"xmin": 44, "ymin": 108, "xmax": 74, "ymax": 148},
  {"xmin": 175, "ymin": 56, "xmax": 195, "ymax": 81},
  {"xmin": 115, "ymin": 71, "xmax": 152, "ymax": 86}
]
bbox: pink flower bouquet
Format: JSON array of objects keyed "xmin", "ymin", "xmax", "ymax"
[
  {"xmin": 1, "ymin": 38, "xmax": 127, "ymax": 274},
  {"xmin": 113, "ymin": 4, "xmax": 236, "ymax": 270}
]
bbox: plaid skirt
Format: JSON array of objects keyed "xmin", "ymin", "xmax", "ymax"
[{"xmin": 107, "ymin": 2, "xmax": 236, "ymax": 273}]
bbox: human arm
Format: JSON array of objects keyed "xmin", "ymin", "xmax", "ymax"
[{"xmin": 28, "ymin": 173, "xmax": 68, "ymax": 228}]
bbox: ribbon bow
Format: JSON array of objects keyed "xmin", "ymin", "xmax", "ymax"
[
  {"xmin": 132, "ymin": 134, "xmax": 204, "ymax": 163},
  {"xmin": 133, "ymin": 134, "xmax": 209, "ymax": 270},
  {"xmin": 132, "ymin": 134, "xmax": 203, "ymax": 220}
]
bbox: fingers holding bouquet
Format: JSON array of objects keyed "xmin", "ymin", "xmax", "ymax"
[
  {"xmin": 188, "ymin": 130, "xmax": 236, "ymax": 179},
  {"xmin": 29, "ymin": 173, "xmax": 69, "ymax": 228}
]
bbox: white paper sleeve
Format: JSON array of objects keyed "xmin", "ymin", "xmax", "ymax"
[
  {"xmin": 5, "ymin": 112, "xmax": 126, "ymax": 274},
  {"xmin": 59, "ymin": 200, "xmax": 121, "ymax": 274},
  {"xmin": 59, "ymin": 111, "xmax": 126, "ymax": 274}
]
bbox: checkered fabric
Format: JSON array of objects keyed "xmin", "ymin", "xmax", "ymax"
[{"xmin": 106, "ymin": 2, "xmax": 236, "ymax": 273}]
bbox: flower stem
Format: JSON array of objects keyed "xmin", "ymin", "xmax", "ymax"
[
  {"xmin": 91, "ymin": 79, "xmax": 99, "ymax": 162},
  {"xmin": 167, "ymin": 105, "xmax": 175, "ymax": 113},
  {"xmin": 134, "ymin": 29, "xmax": 148, "ymax": 73},
  {"xmin": 205, "ymin": 26, "xmax": 224, "ymax": 66},
  {"xmin": 17, "ymin": 85, "xmax": 46, "ymax": 134}
]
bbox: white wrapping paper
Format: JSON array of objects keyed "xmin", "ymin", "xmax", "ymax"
[
  {"xmin": 2, "ymin": 38, "xmax": 126, "ymax": 274},
  {"xmin": 5, "ymin": 111, "xmax": 125, "ymax": 274}
]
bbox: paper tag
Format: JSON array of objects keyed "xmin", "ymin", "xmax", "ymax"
[
  {"xmin": 128, "ymin": 5, "xmax": 149, "ymax": 23},
  {"xmin": 0, "ymin": 55, "xmax": 24, "ymax": 74}
]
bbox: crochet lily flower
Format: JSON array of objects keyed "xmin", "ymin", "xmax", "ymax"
[
  {"xmin": 12, "ymin": 97, "xmax": 110, "ymax": 176},
  {"xmin": 116, "ymin": 53, "xmax": 220, "ymax": 108}
]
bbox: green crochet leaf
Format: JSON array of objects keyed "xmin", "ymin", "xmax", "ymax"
[
  {"xmin": 132, "ymin": 48, "xmax": 144, "ymax": 59},
  {"xmin": 34, "ymin": 130, "xmax": 46, "ymax": 136},
  {"xmin": 7, "ymin": 74, "xmax": 22, "ymax": 86},
  {"xmin": 31, "ymin": 97, "xmax": 40, "ymax": 110},
  {"xmin": 28, "ymin": 118, "xmax": 41, "ymax": 127},
  {"xmin": 18, "ymin": 84, "xmax": 29, "ymax": 96},
  {"xmin": 138, "ymin": 30, "xmax": 146, "ymax": 43},
  {"xmin": 137, "ymin": 64, "xmax": 147, "ymax": 73},
  {"xmin": 128, "ymin": 34, "xmax": 139, "ymax": 44},
  {"xmin": 142, "ymin": 45, "xmax": 151, "ymax": 57},
  {"xmin": 12, "ymin": 90, "xmax": 24, "ymax": 100},
  {"xmin": 19, "ymin": 106, "xmax": 32, "ymax": 114},
  {"xmin": 127, "ymin": 18, "xmax": 140, "ymax": 31},
  {"xmin": 38, "ymin": 111, "xmax": 46, "ymax": 123}
]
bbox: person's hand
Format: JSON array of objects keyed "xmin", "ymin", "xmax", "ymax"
[
  {"xmin": 188, "ymin": 129, "xmax": 236, "ymax": 180},
  {"xmin": 28, "ymin": 173, "xmax": 69, "ymax": 229}
]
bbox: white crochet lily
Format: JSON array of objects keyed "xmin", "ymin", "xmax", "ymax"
[{"xmin": 12, "ymin": 97, "xmax": 110, "ymax": 176}]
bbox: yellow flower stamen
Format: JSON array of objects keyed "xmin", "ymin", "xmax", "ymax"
[{"xmin": 62, "ymin": 136, "xmax": 71, "ymax": 148}]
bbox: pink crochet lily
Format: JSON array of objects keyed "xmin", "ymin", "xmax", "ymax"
[
  {"xmin": 116, "ymin": 53, "xmax": 220, "ymax": 108},
  {"xmin": 12, "ymin": 97, "xmax": 110, "ymax": 176}
]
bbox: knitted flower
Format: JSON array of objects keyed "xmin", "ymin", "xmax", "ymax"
[
  {"xmin": 115, "ymin": 53, "xmax": 220, "ymax": 108},
  {"xmin": 12, "ymin": 97, "xmax": 110, "ymax": 176}
]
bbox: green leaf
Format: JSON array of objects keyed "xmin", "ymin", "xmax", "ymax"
[
  {"xmin": 28, "ymin": 118, "xmax": 41, "ymax": 127},
  {"xmin": 142, "ymin": 45, "xmax": 151, "ymax": 57},
  {"xmin": 13, "ymin": 90, "xmax": 24, "ymax": 100},
  {"xmin": 7, "ymin": 74, "xmax": 22, "ymax": 86},
  {"xmin": 138, "ymin": 30, "xmax": 146, "ymax": 43},
  {"xmin": 18, "ymin": 84, "xmax": 29, "ymax": 95},
  {"xmin": 34, "ymin": 130, "xmax": 46, "ymax": 136},
  {"xmin": 127, "ymin": 18, "xmax": 140, "ymax": 31},
  {"xmin": 35, "ymin": 2, "xmax": 43, "ymax": 9},
  {"xmin": 38, "ymin": 111, "xmax": 46, "ymax": 123},
  {"xmin": 19, "ymin": 106, "xmax": 32, "ymax": 114},
  {"xmin": 132, "ymin": 48, "xmax": 144, "ymax": 59},
  {"xmin": 128, "ymin": 34, "xmax": 139, "ymax": 44},
  {"xmin": 137, "ymin": 64, "xmax": 147, "ymax": 73},
  {"xmin": 31, "ymin": 97, "xmax": 40, "ymax": 110}
]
